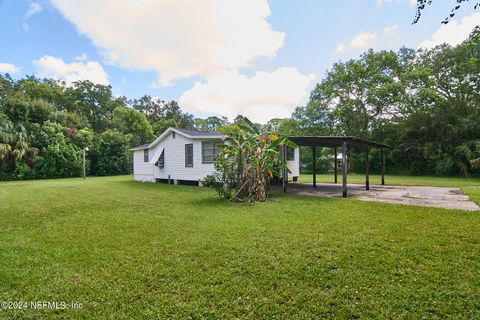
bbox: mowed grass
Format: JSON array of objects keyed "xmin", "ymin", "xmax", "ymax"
[
  {"xmin": 300, "ymin": 173, "xmax": 480, "ymax": 188},
  {"xmin": 462, "ymin": 187, "xmax": 480, "ymax": 205},
  {"xmin": 1, "ymin": 176, "xmax": 480, "ymax": 319}
]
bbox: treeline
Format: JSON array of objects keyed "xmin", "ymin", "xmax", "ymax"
[
  {"xmin": 1, "ymin": 31, "xmax": 479, "ymax": 180},
  {"xmin": 271, "ymin": 31, "xmax": 480, "ymax": 176},
  {"xmin": 0, "ymin": 76, "xmax": 230, "ymax": 180}
]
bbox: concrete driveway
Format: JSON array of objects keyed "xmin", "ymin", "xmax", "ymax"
[{"xmin": 283, "ymin": 183, "xmax": 480, "ymax": 211}]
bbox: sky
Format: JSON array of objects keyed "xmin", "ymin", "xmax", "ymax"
[{"xmin": 0, "ymin": 0, "xmax": 479, "ymax": 123}]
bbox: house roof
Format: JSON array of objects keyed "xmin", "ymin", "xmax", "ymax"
[
  {"xmin": 129, "ymin": 127, "xmax": 224, "ymax": 151},
  {"xmin": 174, "ymin": 128, "xmax": 224, "ymax": 137}
]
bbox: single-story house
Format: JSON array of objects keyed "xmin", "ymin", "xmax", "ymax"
[{"xmin": 130, "ymin": 127, "xmax": 300, "ymax": 184}]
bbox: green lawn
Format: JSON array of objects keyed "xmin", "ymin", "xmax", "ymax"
[
  {"xmin": 463, "ymin": 187, "xmax": 480, "ymax": 205},
  {"xmin": 1, "ymin": 176, "xmax": 480, "ymax": 319},
  {"xmin": 299, "ymin": 173, "xmax": 480, "ymax": 188}
]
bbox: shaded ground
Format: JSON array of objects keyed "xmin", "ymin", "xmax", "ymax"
[
  {"xmin": 299, "ymin": 173, "xmax": 480, "ymax": 188},
  {"xmin": 282, "ymin": 182, "xmax": 480, "ymax": 211}
]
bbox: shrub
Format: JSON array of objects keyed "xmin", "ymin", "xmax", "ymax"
[{"xmin": 211, "ymin": 116, "xmax": 296, "ymax": 202}]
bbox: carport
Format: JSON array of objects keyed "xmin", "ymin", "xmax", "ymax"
[{"xmin": 281, "ymin": 136, "xmax": 390, "ymax": 197}]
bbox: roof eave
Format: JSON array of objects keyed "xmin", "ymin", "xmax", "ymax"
[
  {"xmin": 188, "ymin": 135, "xmax": 224, "ymax": 139},
  {"xmin": 129, "ymin": 146, "xmax": 150, "ymax": 151}
]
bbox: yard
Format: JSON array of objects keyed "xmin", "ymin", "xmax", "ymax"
[{"xmin": 1, "ymin": 176, "xmax": 480, "ymax": 319}]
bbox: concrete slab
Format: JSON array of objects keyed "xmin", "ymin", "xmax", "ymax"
[{"xmin": 281, "ymin": 183, "xmax": 480, "ymax": 211}]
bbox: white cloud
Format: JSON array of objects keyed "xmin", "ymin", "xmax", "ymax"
[
  {"xmin": 49, "ymin": 0, "xmax": 285, "ymax": 86},
  {"xmin": 350, "ymin": 32, "xmax": 377, "ymax": 49},
  {"xmin": 376, "ymin": 0, "xmax": 395, "ymax": 5},
  {"xmin": 34, "ymin": 55, "xmax": 109, "ymax": 86},
  {"xmin": 334, "ymin": 32, "xmax": 377, "ymax": 54},
  {"xmin": 0, "ymin": 63, "xmax": 20, "ymax": 74},
  {"xmin": 418, "ymin": 12, "xmax": 480, "ymax": 49},
  {"xmin": 74, "ymin": 53, "xmax": 88, "ymax": 61},
  {"xmin": 384, "ymin": 24, "xmax": 398, "ymax": 38},
  {"xmin": 335, "ymin": 43, "xmax": 347, "ymax": 54},
  {"xmin": 22, "ymin": 2, "xmax": 43, "ymax": 31},
  {"xmin": 376, "ymin": 0, "xmax": 416, "ymax": 6},
  {"xmin": 25, "ymin": 2, "xmax": 43, "ymax": 18},
  {"xmin": 179, "ymin": 67, "xmax": 316, "ymax": 124}
]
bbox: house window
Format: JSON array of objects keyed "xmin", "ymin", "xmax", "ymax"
[
  {"xmin": 185, "ymin": 144, "xmax": 193, "ymax": 167},
  {"xmin": 202, "ymin": 140, "xmax": 222, "ymax": 163},
  {"xmin": 144, "ymin": 149, "xmax": 149, "ymax": 162},
  {"xmin": 172, "ymin": 132, "xmax": 176, "ymax": 138},
  {"xmin": 156, "ymin": 149, "xmax": 165, "ymax": 168},
  {"xmin": 286, "ymin": 147, "xmax": 295, "ymax": 161}
]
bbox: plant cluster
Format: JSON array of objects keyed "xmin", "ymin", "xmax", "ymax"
[{"xmin": 204, "ymin": 117, "xmax": 296, "ymax": 202}]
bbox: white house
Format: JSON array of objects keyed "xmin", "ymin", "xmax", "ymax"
[{"xmin": 130, "ymin": 127, "xmax": 300, "ymax": 185}]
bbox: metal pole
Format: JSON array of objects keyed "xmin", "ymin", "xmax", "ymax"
[
  {"xmin": 312, "ymin": 146, "xmax": 317, "ymax": 188},
  {"xmin": 342, "ymin": 142, "xmax": 347, "ymax": 197},
  {"xmin": 334, "ymin": 147, "xmax": 338, "ymax": 184},
  {"xmin": 282, "ymin": 146, "xmax": 286, "ymax": 193},
  {"xmin": 83, "ymin": 147, "xmax": 86, "ymax": 180},
  {"xmin": 381, "ymin": 149, "xmax": 385, "ymax": 186},
  {"xmin": 365, "ymin": 147, "xmax": 370, "ymax": 191},
  {"xmin": 284, "ymin": 146, "xmax": 288, "ymax": 185}
]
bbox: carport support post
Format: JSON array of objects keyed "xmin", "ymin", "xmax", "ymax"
[
  {"xmin": 282, "ymin": 145, "xmax": 287, "ymax": 192},
  {"xmin": 284, "ymin": 146, "xmax": 288, "ymax": 186},
  {"xmin": 312, "ymin": 146, "xmax": 317, "ymax": 188},
  {"xmin": 334, "ymin": 147, "xmax": 338, "ymax": 183},
  {"xmin": 342, "ymin": 142, "xmax": 347, "ymax": 197},
  {"xmin": 365, "ymin": 147, "xmax": 370, "ymax": 191},
  {"xmin": 381, "ymin": 149, "xmax": 385, "ymax": 186}
]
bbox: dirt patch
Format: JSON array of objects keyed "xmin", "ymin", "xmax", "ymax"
[{"xmin": 282, "ymin": 183, "xmax": 480, "ymax": 211}]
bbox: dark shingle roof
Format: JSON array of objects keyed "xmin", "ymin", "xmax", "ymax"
[{"xmin": 175, "ymin": 128, "xmax": 223, "ymax": 137}]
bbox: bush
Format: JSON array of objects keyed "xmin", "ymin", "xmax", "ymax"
[
  {"xmin": 202, "ymin": 174, "xmax": 234, "ymax": 199},
  {"xmin": 33, "ymin": 139, "xmax": 82, "ymax": 178},
  {"xmin": 89, "ymin": 130, "xmax": 131, "ymax": 176}
]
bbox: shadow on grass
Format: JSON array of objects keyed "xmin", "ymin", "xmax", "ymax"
[
  {"xmin": 189, "ymin": 189, "xmax": 337, "ymax": 209},
  {"xmin": 118, "ymin": 178, "xmax": 338, "ymax": 210},
  {"xmin": 188, "ymin": 195, "xmax": 235, "ymax": 208},
  {"xmin": 114, "ymin": 179, "xmax": 197, "ymax": 191}
]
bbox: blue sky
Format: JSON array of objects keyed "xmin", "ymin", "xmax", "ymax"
[{"xmin": 0, "ymin": 0, "xmax": 478, "ymax": 123}]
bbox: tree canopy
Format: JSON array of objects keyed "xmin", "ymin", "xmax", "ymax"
[
  {"xmin": 0, "ymin": 32, "xmax": 478, "ymax": 180},
  {"xmin": 291, "ymin": 34, "xmax": 480, "ymax": 176},
  {"xmin": 0, "ymin": 77, "xmax": 215, "ymax": 180}
]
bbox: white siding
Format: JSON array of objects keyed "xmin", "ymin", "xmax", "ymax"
[
  {"xmin": 132, "ymin": 130, "xmax": 300, "ymax": 183},
  {"xmin": 149, "ymin": 132, "xmax": 218, "ymax": 182},
  {"xmin": 133, "ymin": 149, "xmax": 155, "ymax": 182},
  {"xmin": 286, "ymin": 147, "xmax": 300, "ymax": 178}
]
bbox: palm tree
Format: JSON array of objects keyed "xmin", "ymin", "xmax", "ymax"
[
  {"xmin": 471, "ymin": 158, "xmax": 480, "ymax": 170},
  {"xmin": 0, "ymin": 119, "xmax": 38, "ymax": 170}
]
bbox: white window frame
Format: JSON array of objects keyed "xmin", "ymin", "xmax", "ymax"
[
  {"xmin": 286, "ymin": 147, "xmax": 295, "ymax": 161},
  {"xmin": 202, "ymin": 140, "xmax": 222, "ymax": 164},
  {"xmin": 185, "ymin": 144, "xmax": 193, "ymax": 167},
  {"xmin": 143, "ymin": 149, "xmax": 149, "ymax": 162}
]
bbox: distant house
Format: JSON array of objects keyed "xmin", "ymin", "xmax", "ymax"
[{"xmin": 130, "ymin": 127, "xmax": 300, "ymax": 185}]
